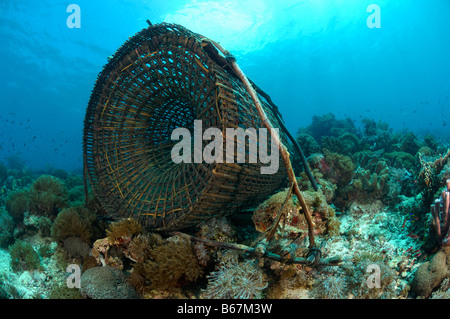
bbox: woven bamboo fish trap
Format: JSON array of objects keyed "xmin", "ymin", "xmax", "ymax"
[{"xmin": 83, "ymin": 23, "xmax": 293, "ymax": 231}]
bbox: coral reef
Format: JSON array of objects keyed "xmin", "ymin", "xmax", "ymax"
[
  {"xmin": 353, "ymin": 159, "xmax": 389, "ymax": 195},
  {"xmin": 265, "ymin": 263, "xmax": 314, "ymax": 299},
  {"xmin": 312, "ymin": 273, "xmax": 348, "ymax": 299},
  {"xmin": 300, "ymin": 112, "xmax": 357, "ymax": 143},
  {"xmin": 321, "ymin": 149, "xmax": 355, "ymax": 187},
  {"xmin": 202, "ymin": 251, "xmax": 267, "ymax": 299},
  {"xmin": 0, "ymin": 163, "xmax": 7, "ymax": 184},
  {"xmin": 411, "ymin": 248, "xmax": 449, "ymax": 297},
  {"xmin": 0, "ymin": 113, "xmax": 449, "ymax": 300},
  {"xmin": 106, "ymin": 218, "xmax": 142, "ymax": 244},
  {"xmin": 138, "ymin": 236, "xmax": 203, "ymax": 292},
  {"xmin": 9, "ymin": 240, "xmax": 42, "ymax": 272},
  {"xmin": 51, "ymin": 206, "xmax": 99, "ymax": 244},
  {"xmin": 5, "ymin": 189, "xmax": 29, "ymax": 223},
  {"xmin": 252, "ymin": 185, "xmax": 340, "ymax": 240},
  {"xmin": 80, "ymin": 266, "xmax": 140, "ymax": 299},
  {"xmin": 295, "ymin": 134, "xmax": 321, "ymax": 158},
  {"xmin": 0, "ymin": 209, "xmax": 14, "ymax": 248},
  {"xmin": 27, "ymin": 175, "xmax": 69, "ymax": 217},
  {"xmin": 430, "ymin": 180, "xmax": 450, "ymax": 247},
  {"xmin": 47, "ymin": 285, "xmax": 83, "ymax": 299}
]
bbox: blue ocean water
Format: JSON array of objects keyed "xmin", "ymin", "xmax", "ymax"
[{"xmin": 1, "ymin": 0, "xmax": 449, "ymax": 171}]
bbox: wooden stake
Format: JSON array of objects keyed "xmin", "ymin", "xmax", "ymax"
[
  {"xmin": 226, "ymin": 57, "xmax": 317, "ymax": 249},
  {"xmin": 171, "ymin": 232, "xmax": 341, "ymax": 266}
]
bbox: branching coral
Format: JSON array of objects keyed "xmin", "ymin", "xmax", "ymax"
[{"xmin": 202, "ymin": 251, "xmax": 267, "ymax": 299}]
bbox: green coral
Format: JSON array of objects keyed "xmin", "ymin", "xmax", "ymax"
[
  {"xmin": 352, "ymin": 153, "xmax": 389, "ymax": 196},
  {"xmin": 323, "ymin": 148, "xmax": 355, "ymax": 187},
  {"xmin": 106, "ymin": 218, "xmax": 142, "ymax": 243},
  {"xmin": 51, "ymin": 205, "xmax": 98, "ymax": 243},
  {"xmin": 0, "ymin": 163, "xmax": 7, "ymax": 184},
  {"xmin": 9, "ymin": 240, "xmax": 42, "ymax": 272},
  {"xmin": 0, "ymin": 209, "xmax": 14, "ymax": 248},
  {"xmin": 383, "ymin": 151, "xmax": 416, "ymax": 171},
  {"xmin": 295, "ymin": 133, "xmax": 321, "ymax": 158},
  {"xmin": 142, "ymin": 236, "xmax": 203, "ymax": 291},
  {"xmin": 321, "ymin": 133, "xmax": 362, "ymax": 155},
  {"xmin": 127, "ymin": 234, "xmax": 203, "ymax": 295},
  {"xmin": 304, "ymin": 189, "xmax": 340, "ymax": 237},
  {"xmin": 5, "ymin": 188, "xmax": 30, "ymax": 223},
  {"xmin": 253, "ymin": 185, "xmax": 339, "ymax": 238},
  {"xmin": 48, "ymin": 285, "xmax": 83, "ymax": 299},
  {"xmin": 399, "ymin": 131, "xmax": 421, "ymax": 155},
  {"xmin": 68, "ymin": 185, "xmax": 85, "ymax": 205},
  {"xmin": 27, "ymin": 175, "xmax": 69, "ymax": 217},
  {"xmin": 306, "ymin": 112, "xmax": 357, "ymax": 142}
]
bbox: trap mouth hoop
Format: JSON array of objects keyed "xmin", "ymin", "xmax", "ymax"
[{"xmin": 83, "ymin": 23, "xmax": 289, "ymax": 230}]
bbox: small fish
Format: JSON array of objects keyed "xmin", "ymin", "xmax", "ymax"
[
  {"xmin": 407, "ymin": 233, "xmax": 419, "ymax": 239},
  {"xmin": 401, "ymin": 219, "xmax": 407, "ymax": 228}
]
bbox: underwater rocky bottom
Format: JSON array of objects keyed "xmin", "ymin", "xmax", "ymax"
[{"xmin": 0, "ymin": 113, "xmax": 450, "ymax": 299}]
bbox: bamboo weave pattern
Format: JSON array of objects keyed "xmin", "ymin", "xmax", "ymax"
[{"xmin": 83, "ymin": 23, "xmax": 289, "ymax": 230}]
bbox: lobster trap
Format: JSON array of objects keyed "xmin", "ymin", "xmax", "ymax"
[{"xmin": 83, "ymin": 22, "xmax": 297, "ymax": 231}]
